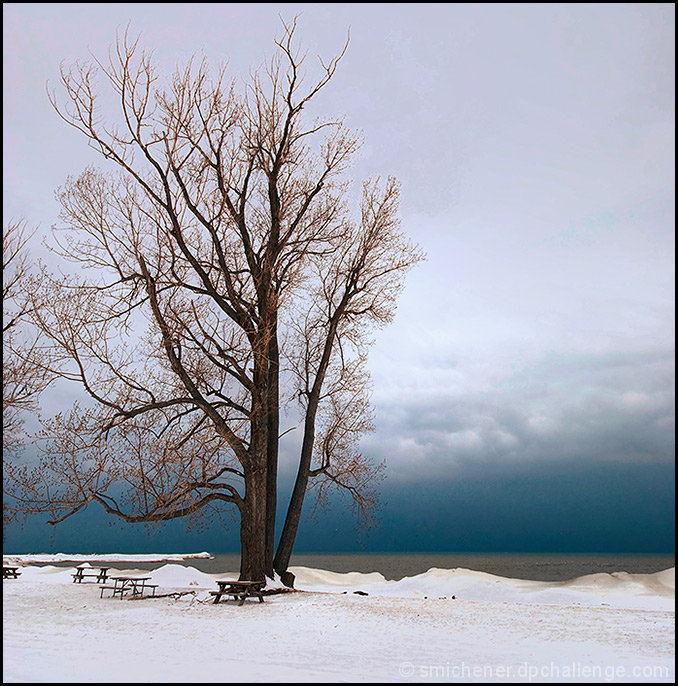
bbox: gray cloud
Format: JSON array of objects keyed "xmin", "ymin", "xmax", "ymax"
[{"xmin": 364, "ymin": 348, "xmax": 674, "ymax": 482}]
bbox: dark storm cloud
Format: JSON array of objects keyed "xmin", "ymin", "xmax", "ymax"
[{"xmin": 364, "ymin": 348, "xmax": 675, "ymax": 482}]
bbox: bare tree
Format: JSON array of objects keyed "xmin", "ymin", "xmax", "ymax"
[
  {"xmin": 274, "ymin": 177, "xmax": 421, "ymax": 580},
  {"xmin": 3, "ymin": 21, "xmax": 423, "ymax": 582},
  {"xmin": 3, "ymin": 220, "xmax": 53, "ymax": 453}
]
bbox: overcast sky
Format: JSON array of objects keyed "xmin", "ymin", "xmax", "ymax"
[{"xmin": 3, "ymin": 3, "xmax": 674, "ymax": 554}]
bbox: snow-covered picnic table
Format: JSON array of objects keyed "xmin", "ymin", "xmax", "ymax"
[
  {"xmin": 100, "ymin": 576, "xmax": 158, "ymax": 599},
  {"xmin": 210, "ymin": 580, "xmax": 266, "ymax": 605},
  {"xmin": 72, "ymin": 566, "xmax": 110, "ymax": 584}
]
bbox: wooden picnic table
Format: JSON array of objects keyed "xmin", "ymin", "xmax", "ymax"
[
  {"xmin": 72, "ymin": 566, "xmax": 110, "ymax": 584},
  {"xmin": 210, "ymin": 580, "xmax": 266, "ymax": 605},
  {"xmin": 3, "ymin": 566, "xmax": 21, "ymax": 579},
  {"xmin": 100, "ymin": 576, "xmax": 158, "ymax": 599}
]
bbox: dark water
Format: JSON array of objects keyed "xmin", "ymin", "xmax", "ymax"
[{"xmin": 28, "ymin": 552, "xmax": 675, "ymax": 582}]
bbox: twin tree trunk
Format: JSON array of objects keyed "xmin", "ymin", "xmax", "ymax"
[
  {"xmin": 240, "ymin": 305, "xmax": 289, "ymax": 583},
  {"xmin": 241, "ymin": 309, "xmax": 330, "ymax": 583}
]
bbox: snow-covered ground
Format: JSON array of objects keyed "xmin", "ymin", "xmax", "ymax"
[{"xmin": 3, "ymin": 555, "xmax": 674, "ymax": 683}]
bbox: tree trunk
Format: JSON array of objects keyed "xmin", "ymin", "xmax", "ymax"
[
  {"xmin": 239, "ymin": 464, "xmax": 268, "ymax": 582},
  {"xmin": 274, "ymin": 314, "xmax": 343, "ymax": 581},
  {"xmin": 265, "ymin": 318, "xmax": 279, "ymax": 577},
  {"xmin": 273, "ymin": 407, "xmax": 317, "ymax": 578}
]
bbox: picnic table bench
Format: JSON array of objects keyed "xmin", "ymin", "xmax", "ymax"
[
  {"xmin": 99, "ymin": 576, "xmax": 158, "ymax": 599},
  {"xmin": 72, "ymin": 566, "xmax": 110, "ymax": 584},
  {"xmin": 3, "ymin": 566, "xmax": 21, "ymax": 579},
  {"xmin": 210, "ymin": 580, "xmax": 266, "ymax": 605}
]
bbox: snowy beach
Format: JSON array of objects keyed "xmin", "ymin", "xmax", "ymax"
[{"xmin": 3, "ymin": 555, "xmax": 674, "ymax": 683}]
